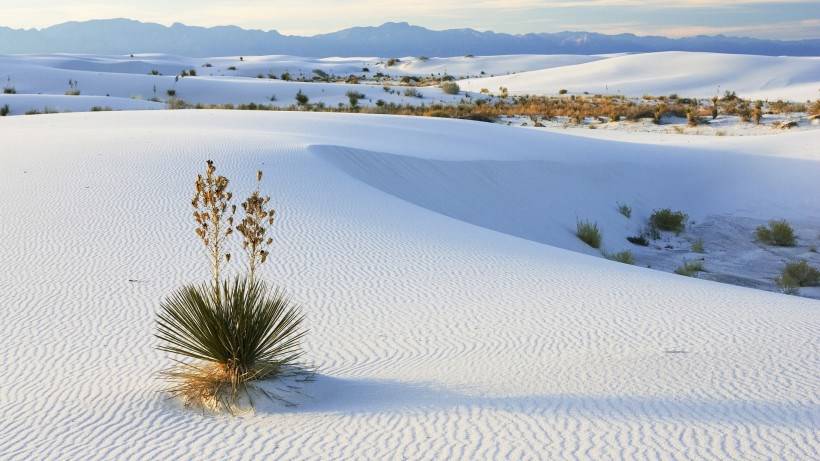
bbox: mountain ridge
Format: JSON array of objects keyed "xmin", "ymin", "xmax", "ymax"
[{"xmin": 1, "ymin": 19, "xmax": 818, "ymax": 57}]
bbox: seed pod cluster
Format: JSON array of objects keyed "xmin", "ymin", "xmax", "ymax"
[
  {"xmin": 236, "ymin": 171, "xmax": 275, "ymax": 283},
  {"xmin": 192, "ymin": 160, "xmax": 236, "ymax": 294}
]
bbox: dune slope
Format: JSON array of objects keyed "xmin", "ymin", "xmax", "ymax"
[{"xmin": 0, "ymin": 111, "xmax": 817, "ymax": 460}]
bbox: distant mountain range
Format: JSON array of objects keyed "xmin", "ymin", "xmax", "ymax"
[{"xmin": 1, "ymin": 19, "xmax": 818, "ymax": 57}]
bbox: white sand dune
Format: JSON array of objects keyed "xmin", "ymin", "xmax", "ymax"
[
  {"xmin": 460, "ymin": 51, "xmax": 820, "ymax": 100},
  {"xmin": 0, "ymin": 110, "xmax": 817, "ymax": 460}
]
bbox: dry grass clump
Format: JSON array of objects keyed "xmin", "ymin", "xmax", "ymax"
[
  {"xmin": 755, "ymin": 220, "xmax": 796, "ymax": 247},
  {"xmin": 440, "ymin": 82, "xmax": 460, "ymax": 95},
  {"xmin": 650, "ymin": 209, "xmax": 688, "ymax": 234},
  {"xmin": 775, "ymin": 260, "xmax": 820, "ymax": 295},
  {"xmin": 605, "ymin": 250, "xmax": 634, "ymax": 265},
  {"xmin": 617, "ymin": 202, "xmax": 631, "ymax": 219},
  {"xmin": 576, "ymin": 219, "xmax": 602, "ymax": 248},
  {"xmin": 675, "ymin": 260, "xmax": 704, "ymax": 277},
  {"xmin": 158, "ymin": 161, "xmax": 309, "ymax": 413},
  {"xmin": 691, "ymin": 238, "xmax": 705, "ymax": 254}
]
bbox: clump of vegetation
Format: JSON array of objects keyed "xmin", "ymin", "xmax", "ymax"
[
  {"xmin": 65, "ymin": 79, "xmax": 81, "ymax": 96},
  {"xmin": 295, "ymin": 90, "xmax": 309, "ymax": 106},
  {"xmin": 617, "ymin": 202, "xmax": 631, "ymax": 219},
  {"xmin": 0, "ymin": 104, "xmax": 9, "ymax": 116},
  {"xmin": 776, "ymin": 260, "xmax": 820, "ymax": 295},
  {"xmin": 149, "ymin": 69, "xmax": 161, "ymax": 75},
  {"xmin": 675, "ymin": 260, "xmax": 704, "ymax": 277},
  {"xmin": 627, "ymin": 235, "xmax": 649, "ymax": 246},
  {"xmin": 686, "ymin": 104, "xmax": 699, "ymax": 127},
  {"xmin": 180, "ymin": 69, "xmax": 197, "ymax": 77},
  {"xmin": 558, "ymin": 89, "xmax": 568, "ymax": 95},
  {"xmin": 346, "ymin": 90, "xmax": 365, "ymax": 108},
  {"xmin": 752, "ymin": 100, "xmax": 763, "ymax": 125},
  {"xmin": 227, "ymin": 66, "xmax": 237, "ymax": 71},
  {"xmin": 605, "ymin": 250, "xmax": 634, "ymax": 265},
  {"xmin": 386, "ymin": 58, "xmax": 401, "ymax": 67},
  {"xmin": 90, "ymin": 106, "xmax": 112, "ymax": 112},
  {"xmin": 440, "ymin": 82, "xmax": 460, "ymax": 95},
  {"xmin": 755, "ymin": 220, "xmax": 796, "ymax": 247},
  {"xmin": 576, "ymin": 219, "xmax": 602, "ymax": 248},
  {"xmin": 691, "ymin": 238, "xmax": 705, "ymax": 254},
  {"xmin": 166, "ymin": 89, "xmax": 176, "ymax": 97},
  {"xmin": 403, "ymin": 88, "xmax": 422, "ymax": 98},
  {"xmin": 157, "ymin": 161, "xmax": 308, "ymax": 413},
  {"xmin": 650, "ymin": 209, "xmax": 688, "ymax": 234}
]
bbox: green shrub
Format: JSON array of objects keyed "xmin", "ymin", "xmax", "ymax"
[
  {"xmin": 90, "ymin": 106, "xmax": 112, "ymax": 112},
  {"xmin": 755, "ymin": 220, "xmax": 796, "ymax": 246},
  {"xmin": 156, "ymin": 278, "xmax": 306, "ymax": 412},
  {"xmin": 0, "ymin": 104, "xmax": 9, "ymax": 116},
  {"xmin": 617, "ymin": 202, "xmax": 631, "ymax": 219},
  {"xmin": 166, "ymin": 89, "xmax": 176, "ymax": 97},
  {"xmin": 691, "ymin": 239, "xmax": 705, "ymax": 253},
  {"xmin": 605, "ymin": 250, "xmax": 634, "ymax": 265},
  {"xmin": 576, "ymin": 219, "xmax": 602, "ymax": 248},
  {"xmin": 346, "ymin": 90, "xmax": 365, "ymax": 107},
  {"xmin": 675, "ymin": 260, "xmax": 704, "ymax": 277},
  {"xmin": 386, "ymin": 58, "xmax": 400, "ymax": 67},
  {"xmin": 650, "ymin": 209, "xmax": 688, "ymax": 234},
  {"xmin": 440, "ymin": 82, "xmax": 460, "ymax": 95},
  {"xmin": 558, "ymin": 89, "xmax": 568, "ymax": 95},
  {"xmin": 295, "ymin": 90, "xmax": 309, "ymax": 106},
  {"xmin": 627, "ymin": 235, "xmax": 649, "ymax": 246},
  {"xmin": 2, "ymin": 86, "xmax": 15, "ymax": 94},
  {"xmin": 776, "ymin": 260, "xmax": 820, "ymax": 294},
  {"xmin": 404, "ymin": 88, "xmax": 422, "ymax": 98}
]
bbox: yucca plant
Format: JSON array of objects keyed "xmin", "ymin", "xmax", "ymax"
[{"xmin": 156, "ymin": 277, "xmax": 306, "ymax": 412}]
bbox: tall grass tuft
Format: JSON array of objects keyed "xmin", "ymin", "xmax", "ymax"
[
  {"xmin": 755, "ymin": 220, "xmax": 796, "ymax": 247},
  {"xmin": 576, "ymin": 219, "xmax": 602, "ymax": 248},
  {"xmin": 775, "ymin": 260, "xmax": 819, "ymax": 295},
  {"xmin": 156, "ymin": 278, "xmax": 306, "ymax": 412},
  {"xmin": 650, "ymin": 209, "xmax": 688, "ymax": 234}
]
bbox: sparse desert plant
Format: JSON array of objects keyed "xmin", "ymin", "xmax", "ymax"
[
  {"xmin": 227, "ymin": 66, "xmax": 237, "ymax": 71},
  {"xmin": 281, "ymin": 72, "xmax": 291, "ymax": 81},
  {"xmin": 236, "ymin": 171, "xmax": 275, "ymax": 284},
  {"xmin": 752, "ymin": 100, "xmax": 763, "ymax": 125},
  {"xmin": 2, "ymin": 86, "xmax": 15, "ymax": 94},
  {"xmin": 558, "ymin": 89, "xmax": 568, "ymax": 95},
  {"xmin": 675, "ymin": 260, "xmax": 704, "ymax": 277},
  {"xmin": 440, "ymin": 82, "xmax": 460, "ymax": 95},
  {"xmin": 0, "ymin": 104, "xmax": 9, "ymax": 116},
  {"xmin": 776, "ymin": 260, "xmax": 820, "ymax": 294},
  {"xmin": 650, "ymin": 209, "xmax": 688, "ymax": 234},
  {"xmin": 691, "ymin": 238, "xmax": 705, "ymax": 253},
  {"xmin": 90, "ymin": 106, "xmax": 112, "ymax": 112},
  {"xmin": 192, "ymin": 160, "xmax": 236, "ymax": 295},
  {"xmin": 166, "ymin": 89, "xmax": 176, "ymax": 97},
  {"xmin": 627, "ymin": 235, "xmax": 649, "ymax": 246},
  {"xmin": 403, "ymin": 88, "xmax": 421, "ymax": 98},
  {"xmin": 295, "ymin": 90, "xmax": 309, "ymax": 106},
  {"xmin": 346, "ymin": 90, "xmax": 365, "ymax": 108},
  {"xmin": 65, "ymin": 79, "xmax": 81, "ymax": 96},
  {"xmin": 755, "ymin": 220, "xmax": 796, "ymax": 247},
  {"xmin": 167, "ymin": 97, "xmax": 188, "ymax": 110},
  {"xmin": 617, "ymin": 202, "xmax": 632, "ymax": 219},
  {"xmin": 156, "ymin": 277, "xmax": 306, "ymax": 412},
  {"xmin": 386, "ymin": 58, "xmax": 400, "ymax": 67},
  {"xmin": 711, "ymin": 96, "xmax": 719, "ymax": 119},
  {"xmin": 576, "ymin": 219, "xmax": 602, "ymax": 248},
  {"xmin": 149, "ymin": 69, "xmax": 161, "ymax": 75},
  {"xmin": 605, "ymin": 250, "xmax": 635, "ymax": 265},
  {"xmin": 686, "ymin": 104, "xmax": 699, "ymax": 127}
]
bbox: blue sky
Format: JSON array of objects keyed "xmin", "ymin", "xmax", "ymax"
[{"xmin": 3, "ymin": 0, "xmax": 819, "ymax": 39}]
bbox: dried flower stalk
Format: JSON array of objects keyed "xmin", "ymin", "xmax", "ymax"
[
  {"xmin": 192, "ymin": 160, "xmax": 235, "ymax": 296},
  {"xmin": 236, "ymin": 170, "xmax": 275, "ymax": 284}
]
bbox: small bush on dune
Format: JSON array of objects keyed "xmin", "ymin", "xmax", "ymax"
[
  {"xmin": 65, "ymin": 79, "xmax": 81, "ymax": 96},
  {"xmin": 691, "ymin": 238, "xmax": 705, "ymax": 253},
  {"xmin": 650, "ymin": 209, "xmax": 687, "ymax": 234},
  {"xmin": 2, "ymin": 86, "xmax": 15, "ymax": 94},
  {"xmin": 156, "ymin": 278, "xmax": 306, "ymax": 412},
  {"xmin": 627, "ymin": 235, "xmax": 649, "ymax": 246},
  {"xmin": 0, "ymin": 104, "xmax": 9, "ymax": 116},
  {"xmin": 295, "ymin": 90, "xmax": 309, "ymax": 106},
  {"xmin": 756, "ymin": 220, "xmax": 796, "ymax": 246},
  {"xmin": 404, "ymin": 88, "xmax": 422, "ymax": 98},
  {"xmin": 440, "ymin": 82, "xmax": 460, "ymax": 95},
  {"xmin": 346, "ymin": 90, "xmax": 365, "ymax": 108},
  {"xmin": 675, "ymin": 260, "xmax": 704, "ymax": 277},
  {"xmin": 776, "ymin": 260, "xmax": 820, "ymax": 294},
  {"xmin": 605, "ymin": 250, "xmax": 634, "ymax": 265},
  {"xmin": 90, "ymin": 106, "xmax": 112, "ymax": 112},
  {"xmin": 617, "ymin": 202, "xmax": 631, "ymax": 219},
  {"xmin": 576, "ymin": 219, "xmax": 602, "ymax": 248}
]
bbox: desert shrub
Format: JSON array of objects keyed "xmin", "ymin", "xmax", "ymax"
[
  {"xmin": 65, "ymin": 79, "xmax": 80, "ymax": 96},
  {"xmin": 755, "ymin": 220, "xmax": 796, "ymax": 246},
  {"xmin": 203, "ymin": 63, "xmax": 213, "ymax": 67},
  {"xmin": 605, "ymin": 250, "xmax": 635, "ymax": 265},
  {"xmin": 675, "ymin": 260, "xmax": 704, "ymax": 277},
  {"xmin": 691, "ymin": 238, "xmax": 705, "ymax": 253},
  {"xmin": 312, "ymin": 69, "xmax": 330, "ymax": 81},
  {"xmin": 776, "ymin": 260, "xmax": 820, "ymax": 294},
  {"xmin": 166, "ymin": 89, "xmax": 176, "ymax": 97},
  {"xmin": 167, "ymin": 97, "xmax": 188, "ymax": 110},
  {"xmin": 627, "ymin": 235, "xmax": 649, "ymax": 246},
  {"xmin": 403, "ymin": 88, "xmax": 422, "ymax": 98},
  {"xmin": 346, "ymin": 90, "xmax": 365, "ymax": 107},
  {"xmin": 576, "ymin": 219, "xmax": 602, "ymax": 248},
  {"xmin": 558, "ymin": 89, "xmax": 568, "ymax": 95},
  {"xmin": 752, "ymin": 100, "xmax": 763, "ymax": 124},
  {"xmin": 156, "ymin": 277, "xmax": 306, "ymax": 412},
  {"xmin": 686, "ymin": 105, "xmax": 699, "ymax": 127},
  {"xmin": 617, "ymin": 202, "xmax": 631, "ymax": 219},
  {"xmin": 227, "ymin": 66, "xmax": 237, "ymax": 71},
  {"xmin": 295, "ymin": 90, "xmax": 309, "ymax": 106},
  {"xmin": 711, "ymin": 96, "xmax": 719, "ymax": 119},
  {"xmin": 149, "ymin": 69, "xmax": 161, "ymax": 75},
  {"xmin": 650, "ymin": 209, "xmax": 688, "ymax": 234},
  {"xmin": 24, "ymin": 109, "xmax": 41, "ymax": 115},
  {"xmin": 386, "ymin": 58, "xmax": 400, "ymax": 67},
  {"xmin": 0, "ymin": 104, "xmax": 9, "ymax": 116},
  {"xmin": 90, "ymin": 106, "xmax": 112, "ymax": 111},
  {"xmin": 281, "ymin": 72, "xmax": 291, "ymax": 81},
  {"xmin": 440, "ymin": 82, "xmax": 460, "ymax": 95},
  {"xmin": 2, "ymin": 86, "xmax": 15, "ymax": 94}
]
